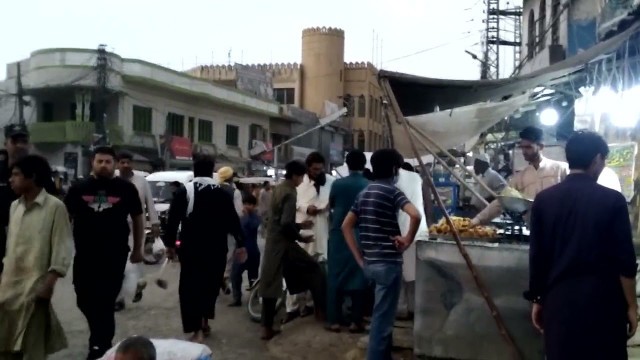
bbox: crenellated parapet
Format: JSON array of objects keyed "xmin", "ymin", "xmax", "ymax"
[
  {"xmin": 302, "ymin": 26, "xmax": 345, "ymax": 38},
  {"xmin": 186, "ymin": 63, "xmax": 300, "ymax": 80}
]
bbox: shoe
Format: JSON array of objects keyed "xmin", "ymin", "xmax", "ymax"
[
  {"xmin": 132, "ymin": 282, "xmax": 147, "ymax": 303},
  {"xmin": 114, "ymin": 300, "xmax": 125, "ymax": 312},
  {"xmin": 281, "ymin": 310, "xmax": 299, "ymax": 324},
  {"xmin": 228, "ymin": 300, "xmax": 242, "ymax": 307}
]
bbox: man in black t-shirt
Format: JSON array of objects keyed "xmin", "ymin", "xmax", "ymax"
[
  {"xmin": 0, "ymin": 123, "xmax": 29, "ymax": 274},
  {"xmin": 64, "ymin": 146, "xmax": 145, "ymax": 360}
]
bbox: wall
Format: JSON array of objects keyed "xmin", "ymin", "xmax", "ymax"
[{"xmin": 520, "ymin": 0, "xmax": 571, "ymax": 74}]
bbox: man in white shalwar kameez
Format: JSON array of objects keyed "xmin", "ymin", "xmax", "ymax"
[
  {"xmin": 395, "ymin": 168, "xmax": 429, "ymax": 319},
  {"xmin": 284, "ymin": 152, "xmax": 334, "ymax": 322}
]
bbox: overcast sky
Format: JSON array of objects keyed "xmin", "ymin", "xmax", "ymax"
[{"xmin": 2, "ymin": 0, "xmax": 521, "ymax": 81}]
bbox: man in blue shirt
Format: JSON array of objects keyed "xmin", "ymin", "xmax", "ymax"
[{"xmin": 342, "ymin": 148, "xmax": 421, "ymax": 360}]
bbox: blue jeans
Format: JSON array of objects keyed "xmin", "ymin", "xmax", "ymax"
[{"xmin": 363, "ymin": 261, "xmax": 403, "ymax": 360}]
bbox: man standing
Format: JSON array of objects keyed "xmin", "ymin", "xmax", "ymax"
[
  {"xmin": 65, "ymin": 146, "xmax": 145, "ymax": 360},
  {"xmin": 528, "ymin": 131, "xmax": 637, "ymax": 359},
  {"xmin": 260, "ymin": 160, "xmax": 326, "ymax": 340},
  {"xmin": 115, "ymin": 152, "xmax": 160, "ymax": 310},
  {"xmin": 326, "ymin": 150, "xmax": 370, "ymax": 333},
  {"xmin": 284, "ymin": 152, "xmax": 334, "ymax": 323},
  {"xmin": 218, "ymin": 166, "xmax": 243, "ymax": 295},
  {"xmin": 0, "ymin": 124, "xmax": 30, "ymax": 275},
  {"xmin": 470, "ymin": 153, "xmax": 507, "ymax": 211},
  {"xmin": 342, "ymin": 149, "xmax": 421, "ymax": 360},
  {"xmin": 471, "ymin": 126, "xmax": 568, "ymax": 225},
  {"xmin": 0, "ymin": 155, "xmax": 72, "ymax": 360},
  {"xmin": 165, "ymin": 156, "xmax": 247, "ymax": 343}
]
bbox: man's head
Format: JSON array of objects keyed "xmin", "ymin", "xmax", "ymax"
[
  {"xmin": 193, "ymin": 155, "xmax": 215, "ymax": 178},
  {"xmin": 346, "ymin": 150, "xmax": 366, "ymax": 172},
  {"xmin": 263, "ymin": 180, "xmax": 271, "ymax": 190},
  {"xmin": 217, "ymin": 166, "xmax": 234, "ymax": 183},
  {"xmin": 117, "ymin": 152, "xmax": 134, "ymax": 178},
  {"xmin": 115, "ymin": 336, "xmax": 156, "ymax": 360},
  {"xmin": 284, "ymin": 160, "xmax": 307, "ymax": 186},
  {"xmin": 92, "ymin": 146, "xmax": 117, "ymax": 179},
  {"xmin": 370, "ymin": 148, "xmax": 403, "ymax": 180},
  {"xmin": 10, "ymin": 154, "xmax": 53, "ymax": 195},
  {"xmin": 4, "ymin": 123, "xmax": 29, "ymax": 163},
  {"xmin": 400, "ymin": 162, "xmax": 415, "ymax": 173},
  {"xmin": 305, "ymin": 152, "xmax": 326, "ymax": 180},
  {"xmin": 519, "ymin": 126, "xmax": 544, "ymax": 163},
  {"xmin": 565, "ymin": 130, "xmax": 609, "ymax": 180},
  {"xmin": 169, "ymin": 181, "xmax": 181, "ymax": 193},
  {"xmin": 243, "ymin": 193, "xmax": 257, "ymax": 213},
  {"xmin": 473, "ymin": 153, "xmax": 491, "ymax": 175}
]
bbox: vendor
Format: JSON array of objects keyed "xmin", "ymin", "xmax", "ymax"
[
  {"xmin": 471, "ymin": 126, "xmax": 568, "ymax": 226},
  {"xmin": 470, "ymin": 153, "xmax": 507, "ymax": 211}
]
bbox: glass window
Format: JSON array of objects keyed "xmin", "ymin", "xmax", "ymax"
[
  {"xmin": 132, "ymin": 105, "xmax": 153, "ymax": 133},
  {"xmin": 226, "ymin": 124, "xmax": 239, "ymax": 146},
  {"xmin": 198, "ymin": 119, "xmax": 213, "ymax": 143}
]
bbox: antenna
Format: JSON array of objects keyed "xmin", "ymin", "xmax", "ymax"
[
  {"xmin": 371, "ymin": 29, "xmax": 375, "ymax": 64},
  {"xmin": 241, "ymin": 50, "xmax": 244, "ymax": 64},
  {"xmin": 380, "ymin": 37, "xmax": 384, "ymax": 69},
  {"xmin": 211, "ymin": 51, "xmax": 214, "ymax": 65},
  {"xmin": 228, "ymin": 49, "xmax": 232, "ymax": 66}
]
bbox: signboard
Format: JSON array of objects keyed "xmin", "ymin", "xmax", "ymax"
[
  {"xmin": 607, "ymin": 142, "xmax": 637, "ymax": 201},
  {"xmin": 169, "ymin": 136, "xmax": 193, "ymax": 160}
]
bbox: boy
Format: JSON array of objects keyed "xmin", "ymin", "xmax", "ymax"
[
  {"xmin": 229, "ymin": 194, "xmax": 262, "ymax": 306},
  {"xmin": 341, "ymin": 149, "xmax": 421, "ymax": 360},
  {"xmin": 114, "ymin": 336, "xmax": 156, "ymax": 360}
]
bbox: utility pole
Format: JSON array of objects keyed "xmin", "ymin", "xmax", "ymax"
[
  {"xmin": 482, "ymin": 0, "xmax": 522, "ymax": 79},
  {"xmin": 15, "ymin": 62, "xmax": 27, "ymax": 124},
  {"xmin": 95, "ymin": 44, "xmax": 109, "ymax": 146}
]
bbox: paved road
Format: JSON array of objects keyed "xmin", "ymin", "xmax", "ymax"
[{"xmin": 49, "ymin": 262, "xmax": 277, "ymax": 360}]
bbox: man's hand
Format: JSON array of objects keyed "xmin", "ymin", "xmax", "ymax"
[
  {"xmin": 300, "ymin": 220, "xmax": 314, "ymax": 230},
  {"xmin": 307, "ymin": 205, "xmax": 320, "ymax": 216},
  {"xmin": 392, "ymin": 235, "xmax": 412, "ymax": 252},
  {"xmin": 35, "ymin": 273, "xmax": 58, "ymax": 300},
  {"xmin": 531, "ymin": 303, "xmax": 544, "ymax": 334},
  {"xmin": 129, "ymin": 250, "xmax": 144, "ymax": 264},
  {"xmin": 151, "ymin": 224, "xmax": 161, "ymax": 238},
  {"xmin": 355, "ymin": 256, "xmax": 364, "ymax": 269},
  {"xmin": 628, "ymin": 306, "xmax": 638, "ymax": 339},
  {"xmin": 235, "ymin": 247, "xmax": 248, "ymax": 264}
]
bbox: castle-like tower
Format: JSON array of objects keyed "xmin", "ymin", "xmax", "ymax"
[{"xmin": 300, "ymin": 27, "xmax": 345, "ymax": 116}]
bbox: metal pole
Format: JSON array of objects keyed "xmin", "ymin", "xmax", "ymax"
[
  {"xmin": 16, "ymin": 62, "xmax": 25, "ymax": 124},
  {"xmin": 273, "ymin": 146, "xmax": 279, "ymax": 181}
]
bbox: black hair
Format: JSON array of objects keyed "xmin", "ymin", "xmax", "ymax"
[
  {"xmin": 346, "ymin": 150, "xmax": 366, "ymax": 171},
  {"xmin": 243, "ymin": 193, "xmax": 257, "ymax": 205},
  {"xmin": 401, "ymin": 162, "xmax": 415, "ymax": 172},
  {"xmin": 305, "ymin": 152, "xmax": 325, "ymax": 167},
  {"xmin": 92, "ymin": 146, "xmax": 117, "ymax": 159},
  {"xmin": 262, "ymin": 181, "xmax": 270, "ymax": 187},
  {"xmin": 363, "ymin": 168, "xmax": 375, "ymax": 181},
  {"xmin": 11, "ymin": 155, "xmax": 57, "ymax": 195},
  {"xmin": 565, "ymin": 130, "xmax": 609, "ymax": 171},
  {"xmin": 193, "ymin": 155, "xmax": 215, "ymax": 177},
  {"xmin": 519, "ymin": 126, "xmax": 544, "ymax": 143},
  {"xmin": 370, "ymin": 148, "xmax": 403, "ymax": 180},
  {"xmin": 117, "ymin": 151, "xmax": 134, "ymax": 161},
  {"xmin": 116, "ymin": 336, "xmax": 156, "ymax": 360},
  {"xmin": 169, "ymin": 181, "xmax": 181, "ymax": 188},
  {"xmin": 285, "ymin": 160, "xmax": 306, "ymax": 179}
]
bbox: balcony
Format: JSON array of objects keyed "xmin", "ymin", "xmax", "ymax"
[{"xmin": 29, "ymin": 121, "xmax": 125, "ymax": 145}]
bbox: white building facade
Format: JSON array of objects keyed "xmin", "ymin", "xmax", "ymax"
[{"xmin": 0, "ymin": 48, "xmax": 280, "ymax": 176}]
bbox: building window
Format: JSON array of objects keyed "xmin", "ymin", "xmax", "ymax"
[
  {"xmin": 527, "ymin": 10, "xmax": 536, "ymax": 59},
  {"xmin": 538, "ymin": 0, "xmax": 547, "ymax": 51},
  {"xmin": 357, "ymin": 95, "xmax": 366, "ymax": 117},
  {"xmin": 132, "ymin": 105, "xmax": 152, "ymax": 133},
  {"xmin": 41, "ymin": 102, "xmax": 54, "ymax": 122},
  {"xmin": 70, "ymin": 103, "xmax": 77, "ymax": 121},
  {"xmin": 226, "ymin": 124, "xmax": 239, "ymax": 146},
  {"xmin": 344, "ymin": 94, "xmax": 354, "ymax": 117},
  {"xmin": 188, "ymin": 117, "xmax": 195, "ymax": 141},
  {"xmin": 274, "ymin": 88, "xmax": 295, "ymax": 105},
  {"xmin": 369, "ymin": 95, "xmax": 374, "ymax": 118},
  {"xmin": 357, "ymin": 130, "xmax": 365, "ymax": 151},
  {"xmin": 374, "ymin": 98, "xmax": 379, "ymax": 121},
  {"xmin": 249, "ymin": 124, "xmax": 265, "ymax": 141},
  {"xmin": 166, "ymin": 112, "xmax": 185, "ymax": 137},
  {"xmin": 198, "ymin": 119, "xmax": 213, "ymax": 143},
  {"xmin": 551, "ymin": 0, "xmax": 560, "ymax": 45}
]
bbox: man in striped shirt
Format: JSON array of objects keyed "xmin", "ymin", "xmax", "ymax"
[{"xmin": 342, "ymin": 148, "xmax": 421, "ymax": 360}]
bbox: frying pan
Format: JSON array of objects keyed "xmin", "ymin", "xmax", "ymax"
[{"xmin": 497, "ymin": 195, "xmax": 533, "ymax": 214}]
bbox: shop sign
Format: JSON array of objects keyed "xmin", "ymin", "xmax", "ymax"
[
  {"xmin": 169, "ymin": 136, "xmax": 192, "ymax": 160},
  {"xmin": 128, "ymin": 134, "xmax": 157, "ymax": 149}
]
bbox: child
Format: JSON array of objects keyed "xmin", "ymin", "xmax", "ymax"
[
  {"xmin": 229, "ymin": 194, "xmax": 262, "ymax": 306},
  {"xmin": 114, "ymin": 336, "xmax": 156, "ymax": 360}
]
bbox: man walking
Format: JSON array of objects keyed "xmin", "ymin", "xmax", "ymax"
[
  {"xmin": 0, "ymin": 155, "xmax": 72, "ymax": 360},
  {"xmin": 218, "ymin": 166, "xmax": 243, "ymax": 295},
  {"xmin": 342, "ymin": 148, "xmax": 421, "ymax": 360},
  {"xmin": 528, "ymin": 131, "xmax": 637, "ymax": 359},
  {"xmin": 260, "ymin": 160, "xmax": 326, "ymax": 340},
  {"xmin": 0, "ymin": 124, "xmax": 30, "ymax": 275},
  {"xmin": 165, "ymin": 156, "xmax": 247, "ymax": 343},
  {"xmin": 326, "ymin": 150, "xmax": 369, "ymax": 333},
  {"xmin": 65, "ymin": 146, "xmax": 145, "ymax": 360},
  {"xmin": 115, "ymin": 151, "xmax": 160, "ymax": 310}
]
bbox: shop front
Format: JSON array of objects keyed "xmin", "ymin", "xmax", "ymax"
[{"xmin": 161, "ymin": 136, "xmax": 193, "ymax": 170}]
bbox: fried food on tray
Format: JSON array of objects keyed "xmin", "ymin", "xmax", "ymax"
[
  {"xmin": 428, "ymin": 216, "xmax": 497, "ymax": 239},
  {"xmin": 500, "ymin": 186, "xmax": 525, "ymax": 199}
]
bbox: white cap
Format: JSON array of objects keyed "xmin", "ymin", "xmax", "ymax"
[{"xmin": 474, "ymin": 153, "xmax": 491, "ymax": 164}]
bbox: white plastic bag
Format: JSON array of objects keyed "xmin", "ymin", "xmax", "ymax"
[
  {"xmin": 100, "ymin": 338, "xmax": 213, "ymax": 360},
  {"xmin": 122, "ymin": 260, "xmax": 143, "ymax": 300},
  {"xmin": 152, "ymin": 237, "xmax": 166, "ymax": 257}
]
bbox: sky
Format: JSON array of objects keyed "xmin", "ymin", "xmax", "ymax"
[{"xmin": 2, "ymin": 0, "xmax": 521, "ymax": 81}]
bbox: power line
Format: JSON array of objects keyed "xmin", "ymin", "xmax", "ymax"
[{"xmin": 384, "ymin": 32, "xmax": 481, "ymax": 64}]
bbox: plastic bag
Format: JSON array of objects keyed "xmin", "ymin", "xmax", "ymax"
[
  {"xmin": 100, "ymin": 338, "xmax": 212, "ymax": 360},
  {"xmin": 152, "ymin": 237, "xmax": 166, "ymax": 257},
  {"xmin": 122, "ymin": 261, "xmax": 143, "ymax": 300}
]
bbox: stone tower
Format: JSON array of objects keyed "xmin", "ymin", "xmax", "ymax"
[{"xmin": 301, "ymin": 27, "xmax": 345, "ymax": 116}]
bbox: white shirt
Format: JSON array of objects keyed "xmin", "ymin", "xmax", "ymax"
[
  {"xmin": 470, "ymin": 168, "xmax": 508, "ymax": 209},
  {"xmin": 597, "ymin": 167, "xmax": 622, "ymax": 193},
  {"xmin": 296, "ymin": 174, "xmax": 335, "ymax": 261},
  {"xmin": 125, "ymin": 173, "xmax": 159, "ymax": 225}
]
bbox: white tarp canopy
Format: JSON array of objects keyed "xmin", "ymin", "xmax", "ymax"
[
  {"xmin": 402, "ymin": 92, "xmax": 531, "ymax": 151},
  {"xmin": 335, "ymin": 152, "xmax": 434, "ymax": 177}
]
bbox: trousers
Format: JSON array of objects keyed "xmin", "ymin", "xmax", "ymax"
[{"xmin": 231, "ymin": 252, "xmax": 260, "ymax": 302}]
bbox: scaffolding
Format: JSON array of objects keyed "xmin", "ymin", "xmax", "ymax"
[{"xmin": 482, "ymin": 0, "xmax": 523, "ymax": 79}]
